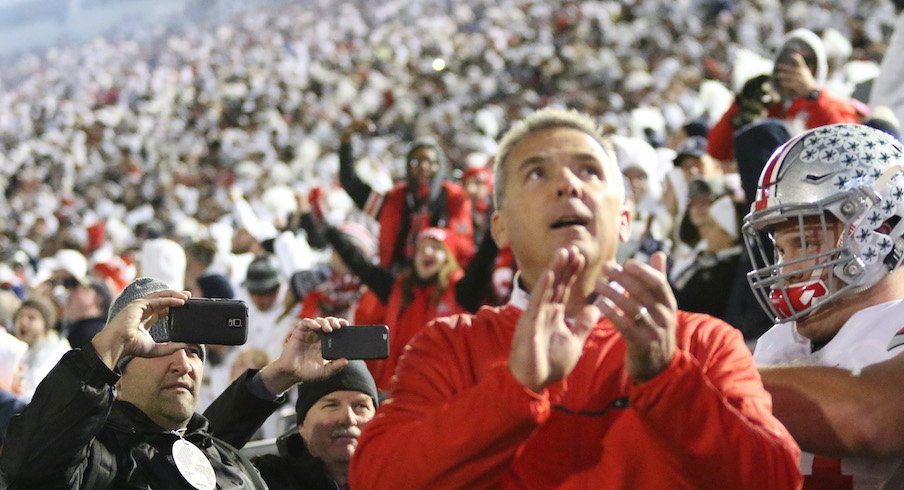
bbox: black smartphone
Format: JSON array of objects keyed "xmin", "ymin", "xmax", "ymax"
[
  {"xmin": 166, "ymin": 298, "xmax": 249, "ymax": 345},
  {"xmin": 321, "ymin": 325, "xmax": 389, "ymax": 360}
]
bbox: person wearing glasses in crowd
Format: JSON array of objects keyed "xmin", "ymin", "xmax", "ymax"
[{"xmin": 338, "ymin": 120, "xmax": 474, "ymax": 272}]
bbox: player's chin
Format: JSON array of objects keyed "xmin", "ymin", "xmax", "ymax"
[{"xmin": 793, "ymin": 314, "xmax": 827, "ymax": 342}]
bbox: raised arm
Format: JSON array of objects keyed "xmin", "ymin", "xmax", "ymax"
[
  {"xmin": 598, "ymin": 255, "xmax": 801, "ymax": 488},
  {"xmin": 206, "ymin": 317, "xmax": 352, "ymax": 448},
  {"xmin": 351, "ymin": 246, "xmax": 596, "ymax": 488},
  {"xmin": 324, "ymin": 225, "xmax": 394, "ymax": 302},
  {"xmin": 202, "ymin": 369, "xmax": 285, "ymax": 449},
  {"xmin": 338, "ymin": 120, "xmax": 377, "ymax": 210},
  {"xmin": 454, "ymin": 227, "xmax": 499, "ymax": 312},
  {"xmin": 351, "ymin": 343, "xmax": 549, "ymax": 489},
  {"xmin": 803, "ymin": 90, "xmax": 862, "ymax": 127},
  {"xmin": 287, "ymin": 190, "xmax": 328, "ymax": 249},
  {"xmin": 627, "ymin": 319, "xmax": 802, "ymax": 488}
]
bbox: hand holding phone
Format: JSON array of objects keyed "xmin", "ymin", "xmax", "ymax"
[
  {"xmin": 166, "ymin": 298, "xmax": 249, "ymax": 345},
  {"xmin": 321, "ymin": 325, "xmax": 389, "ymax": 360}
]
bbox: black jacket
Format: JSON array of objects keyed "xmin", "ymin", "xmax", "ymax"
[
  {"xmin": 1, "ymin": 345, "xmax": 281, "ymax": 489},
  {"xmin": 0, "ymin": 389, "xmax": 25, "ymax": 442},
  {"xmin": 252, "ymin": 429, "xmax": 340, "ymax": 490},
  {"xmin": 62, "ymin": 316, "xmax": 107, "ymax": 349},
  {"xmin": 672, "ymin": 245, "xmax": 744, "ymax": 322}
]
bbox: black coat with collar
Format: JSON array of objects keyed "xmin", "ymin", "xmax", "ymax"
[
  {"xmin": 0, "ymin": 345, "xmax": 280, "ymax": 489},
  {"xmin": 252, "ymin": 429, "xmax": 341, "ymax": 490}
]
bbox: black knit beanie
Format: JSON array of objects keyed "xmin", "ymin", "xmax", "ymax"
[{"xmin": 295, "ymin": 360, "xmax": 378, "ymax": 424}]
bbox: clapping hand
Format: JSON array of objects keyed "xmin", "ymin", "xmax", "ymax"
[
  {"xmin": 509, "ymin": 246, "xmax": 599, "ymax": 393},
  {"xmin": 597, "ymin": 252, "xmax": 677, "ymax": 384}
]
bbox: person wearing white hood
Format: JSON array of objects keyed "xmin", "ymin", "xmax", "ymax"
[
  {"xmin": 870, "ymin": 2, "xmax": 904, "ymax": 129},
  {"xmin": 708, "ymin": 28, "xmax": 862, "ymax": 163},
  {"xmin": 137, "ymin": 238, "xmax": 187, "ymax": 291},
  {"xmin": 0, "ymin": 327, "xmax": 26, "ymax": 439},
  {"xmin": 611, "ymin": 135, "xmax": 672, "ymax": 264}
]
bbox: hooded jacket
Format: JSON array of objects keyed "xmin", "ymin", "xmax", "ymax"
[
  {"xmin": 325, "ymin": 225, "xmax": 501, "ymax": 390},
  {"xmin": 708, "ymin": 29, "xmax": 862, "ymax": 161}
]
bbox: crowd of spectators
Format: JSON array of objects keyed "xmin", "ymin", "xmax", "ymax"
[{"xmin": 0, "ymin": 0, "xmax": 902, "ymax": 454}]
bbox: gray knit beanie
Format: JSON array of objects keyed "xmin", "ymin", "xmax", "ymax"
[{"xmin": 110, "ymin": 277, "xmax": 205, "ymax": 370}]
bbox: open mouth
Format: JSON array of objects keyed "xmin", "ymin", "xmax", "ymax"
[{"xmin": 550, "ymin": 216, "xmax": 589, "ymax": 229}]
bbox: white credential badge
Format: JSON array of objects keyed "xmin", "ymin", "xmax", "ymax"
[{"xmin": 172, "ymin": 439, "xmax": 216, "ymax": 490}]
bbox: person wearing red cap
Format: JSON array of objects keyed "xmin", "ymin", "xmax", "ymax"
[
  {"xmin": 93, "ymin": 256, "xmax": 135, "ymax": 296},
  {"xmin": 324, "ymin": 225, "xmax": 495, "ymax": 391},
  {"xmin": 85, "ymin": 222, "xmax": 106, "ymax": 255}
]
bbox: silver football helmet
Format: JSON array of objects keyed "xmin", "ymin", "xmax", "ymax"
[{"xmin": 743, "ymin": 123, "xmax": 904, "ymax": 322}]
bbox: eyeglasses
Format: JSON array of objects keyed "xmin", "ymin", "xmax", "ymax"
[
  {"xmin": 60, "ymin": 276, "xmax": 82, "ymax": 289},
  {"xmin": 408, "ymin": 158, "xmax": 439, "ymax": 169}
]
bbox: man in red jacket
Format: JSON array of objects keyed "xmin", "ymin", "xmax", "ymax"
[
  {"xmin": 349, "ymin": 108, "xmax": 801, "ymax": 489},
  {"xmin": 708, "ymin": 28, "xmax": 862, "ymax": 162}
]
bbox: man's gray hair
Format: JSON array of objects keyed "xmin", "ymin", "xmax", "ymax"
[{"xmin": 492, "ymin": 108, "xmax": 619, "ymax": 208}]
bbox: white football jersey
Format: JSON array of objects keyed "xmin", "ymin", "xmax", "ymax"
[{"xmin": 755, "ymin": 299, "xmax": 904, "ymax": 489}]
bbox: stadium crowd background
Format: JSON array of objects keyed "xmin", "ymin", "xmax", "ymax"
[{"xmin": 0, "ymin": 0, "xmax": 901, "ymax": 434}]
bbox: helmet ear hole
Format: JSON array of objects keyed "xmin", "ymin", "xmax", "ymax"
[
  {"xmin": 878, "ymin": 216, "xmax": 901, "ymax": 236},
  {"xmin": 885, "ymin": 240, "xmax": 904, "ymax": 271}
]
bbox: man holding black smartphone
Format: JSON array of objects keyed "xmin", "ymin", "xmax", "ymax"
[
  {"xmin": 253, "ymin": 360, "xmax": 379, "ymax": 489},
  {"xmin": 1, "ymin": 277, "xmax": 352, "ymax": 489}
]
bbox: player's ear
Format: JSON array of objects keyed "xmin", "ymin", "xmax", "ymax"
[{"xmin": 491, "ymin": 210, "xmax": 510, "ymax": 249}]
